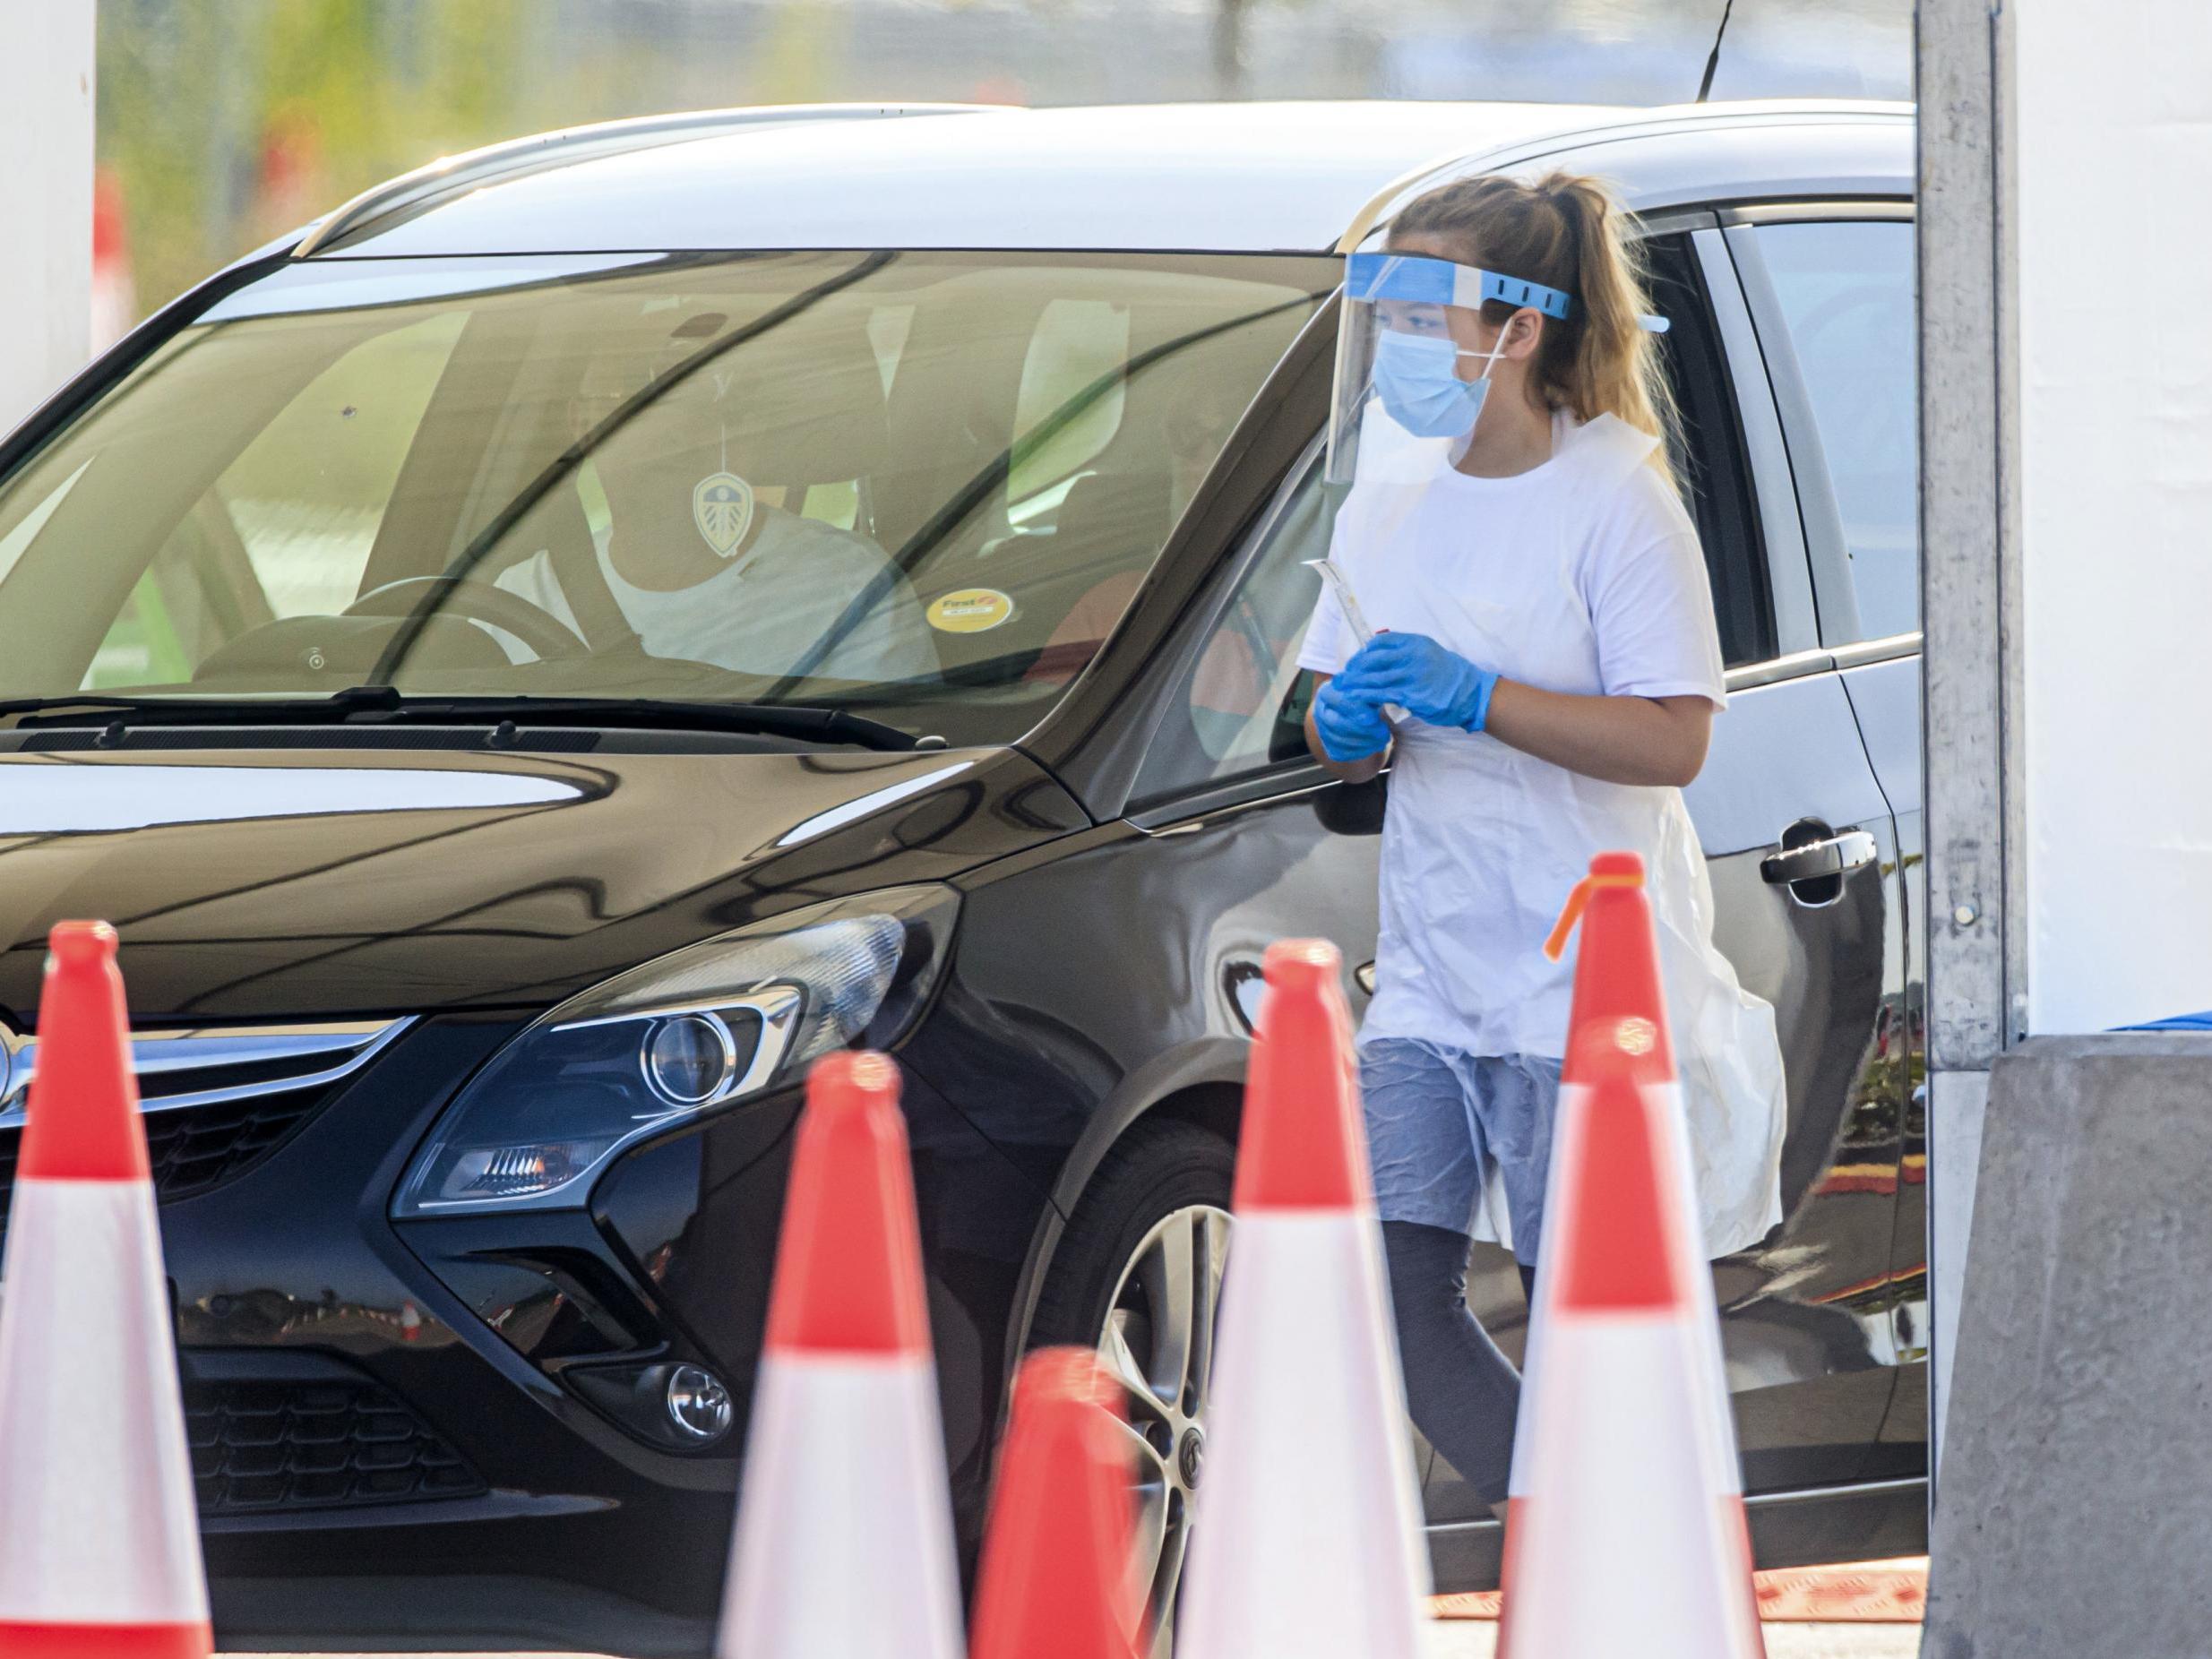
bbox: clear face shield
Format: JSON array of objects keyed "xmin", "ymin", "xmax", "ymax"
[
  {"xmin": 1323, "ymin": 251, "xmax": 1576, "ymax": 495},
  {"xmin": 1323, "ymin": 250, "xmax": 1667, "ymax": 496}
]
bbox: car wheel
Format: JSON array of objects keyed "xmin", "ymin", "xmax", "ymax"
[{"xmin": 1030, "ymin": 1117, "xmax": 1235, "ymax": 1659}]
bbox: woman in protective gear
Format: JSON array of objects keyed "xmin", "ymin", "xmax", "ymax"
[{"xmin": 1299, "ymin": 171, "xmax": 1786, "ymax": 1517}]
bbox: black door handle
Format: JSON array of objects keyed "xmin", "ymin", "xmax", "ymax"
[{"xmin": 1761, "ymin": 827, "xmax": 1878, "ymax": 891}]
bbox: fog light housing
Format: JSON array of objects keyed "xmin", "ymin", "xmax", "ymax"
[{"xmin": 665, "ymin": 1363, "xmax": 734, "ymax": 1444}]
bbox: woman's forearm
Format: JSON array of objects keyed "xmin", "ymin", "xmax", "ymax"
[{"xmin": 1482, "ymin": 680, "xmax": 1712, "ymax": 787}]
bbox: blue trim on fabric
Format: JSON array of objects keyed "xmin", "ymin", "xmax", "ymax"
[
  {"xmin": 2114, "ymin": 1011, "xmax": 2212, "ymax": 1032},
  {"xmin": 1346, "ymin": 250, "xmax": 1669, "ymax": 331},
  {"xmin": 1347, "ymin": 251, "xmax": 1571, "ymax": 320},
  {"xmin": 1475, "ymin": 267, "xmax": 1571, "ymax": 319}
]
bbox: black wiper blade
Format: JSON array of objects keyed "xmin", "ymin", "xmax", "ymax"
[
  {"xmin": 2, "ymin": 688, "xmax": 923, "ymax": 752},
  {"xmin": 0, "ymin": 685, "xmax": 411, "ymax": 730},
  {"xmin": 380, "ymin": 695, "xmax": 924, "ymax": 752}
]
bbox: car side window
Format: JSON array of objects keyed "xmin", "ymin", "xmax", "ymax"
[
  {"xmin": 1752, "ymin": 220, "xmax": 1919, "ymax": 640},
  {"xmin": 1644, "ymin": 232, "xmax": 1773, "ymax": 667},
  {"xmin": 1130, "ymin": 461, "xmax": 1329, "ymax": 804}
]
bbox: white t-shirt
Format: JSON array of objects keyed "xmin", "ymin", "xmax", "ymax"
[
  {"xmin": 1300, "ymin": 409, "xmax": 1784, "ymax": 1255},
  {"xmin": 491, "ymin": 508, "xmax": 936, "ymax": 683}
]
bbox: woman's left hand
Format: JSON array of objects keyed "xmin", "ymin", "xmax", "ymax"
[{"xmin": 1336, "ymin": 632, "xmax": 1500, "ymax": 732}]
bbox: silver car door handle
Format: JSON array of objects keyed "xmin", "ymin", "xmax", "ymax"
[{"xmin": 1760, "ymin": 829, "xmax": 1879, "ymax": 887}]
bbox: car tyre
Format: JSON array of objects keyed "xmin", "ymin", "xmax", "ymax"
[{"xmin": 1030, "ymin": 1117, "xmax": 1235, "ymax": 1659}]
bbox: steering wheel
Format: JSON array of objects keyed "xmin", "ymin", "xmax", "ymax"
[{"xmin": 343, "ymin": 576, "xmax": 590, "ymax": 662}]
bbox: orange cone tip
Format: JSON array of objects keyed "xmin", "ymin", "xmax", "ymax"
[
  {"xmin": 1234, "ymin": 939, "xmax": 1368, "ymax": 1213},
  {"xmin": 968, "ymin": 1348, "xmax": 1141, "ymax": 1659},
  {"xmin": 20, "ymin": 922, "xmax": 150, "ymax": 1184},
  {"xmin": 762, "ymin": 1051, "xmax": 928, "ymax": 1357}
]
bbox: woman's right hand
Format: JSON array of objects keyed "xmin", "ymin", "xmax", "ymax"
[{"xmin": 1312, "ymin": 675, "xmax": 1392, "ymax": 763}]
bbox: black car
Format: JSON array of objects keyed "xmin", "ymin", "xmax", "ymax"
[{"xmin": 0, "ymin": 98, "xmax": 1924, "ymax": 1654}]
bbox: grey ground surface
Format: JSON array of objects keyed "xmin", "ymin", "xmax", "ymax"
[
  {"xmin": 237, "ymin": 1630, "xmax": 1924, "ymax": 1659},
  {"xmin": 1420, "ymin": 1626, "xmax": 1919, "ymax": 1657}
]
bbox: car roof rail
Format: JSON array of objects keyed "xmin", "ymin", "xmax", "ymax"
[{"xmin": 292, "ymin": 103, "xmax": 1001, "ymax": 258}]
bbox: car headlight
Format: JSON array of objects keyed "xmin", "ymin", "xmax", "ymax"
[{"xmin": 393, "ymin": 884, "xmax": 958, "ymax": 1217}]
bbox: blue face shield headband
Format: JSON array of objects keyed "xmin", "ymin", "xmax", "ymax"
[{"xmin": 1342, "ymin": 251, "xmax": 1669, "ymax": 443}]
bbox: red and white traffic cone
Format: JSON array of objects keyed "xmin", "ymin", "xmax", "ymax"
[
  {"xmin": 90, "ymin": 167, "xmax": 138, "ymax": 354},
  {"xmin": 968, "ymin": 1347, "xmax": 1141, "ymax": 1659},
  {"xmin": 0, "ymin": 922, "xmax": 211, "ymax": 1658},
  {"xmin": 716, "ymin": 1051, "xmax": 962, "ymax": 1659},
  {"xmin": 1178, "ymin": 939, "xmax": 1430, "ymax": 1659},
  {"xmin": 1499, "ymin": 852, "xmax": 1764, "ymax": 1658}
]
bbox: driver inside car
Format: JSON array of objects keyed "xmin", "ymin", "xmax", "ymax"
[{"xmin": 488, "ymin": 314, "xmax": 935, "ymax": 684}]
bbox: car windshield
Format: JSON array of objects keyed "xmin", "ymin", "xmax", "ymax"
[{"xmin": 0, "ymin": 250, "xmax": 1331, "ymax": 744}]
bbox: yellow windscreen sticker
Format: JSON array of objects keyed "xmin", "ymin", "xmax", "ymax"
[{"xmin": 926, "ymin": 589, "xmax": 1016, "ymax": 633}]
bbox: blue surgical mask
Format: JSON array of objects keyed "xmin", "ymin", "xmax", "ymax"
[{"xmin": 1370, "ymin": 328, "xmax": 1511, "ymax": 441}]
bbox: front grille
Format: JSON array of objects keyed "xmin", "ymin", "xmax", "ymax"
[
  {"xmin": 149, "ymin": 1087, "xmax": 335, "ymax": 1200},
  {"xmin": 0, "ymin": 1019, "xmax": 409, "ymax": 1242},
  {"xmin": 185, "ymin": 1371, "xmax": 488, "ymax": 1515}
]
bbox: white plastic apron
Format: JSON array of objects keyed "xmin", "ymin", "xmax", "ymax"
[{"xmin": 1337, "ymin": 416, "xmax": 1786, "ymax": 1258}]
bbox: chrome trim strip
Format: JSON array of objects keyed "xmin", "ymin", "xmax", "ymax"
[
  {"xmin": 1726, "ymin": 648, "xmax": 1838, "ymax": 692},
  {"xmin": 1720, "ymin": 200, "xmax": 1916, "ymax": 225},
  {"xmin": 1742, "ymin": 1474, "xmax": 1926, "ymax": 1509},
  {"xmin": 0, "ymin": 1017, "xmax": 413, "ymax": 1128},
  {"xmin": 1131, "ymin": 773, "xmax": 1336, "ymax": 836},
  {"xmin": 1423, "ymin": 1474, "xmax": 1926, "ymax": 1535},
  {"xmin": 1832, "ymin": 631, "xmax": 1923, "ymax": 670}
]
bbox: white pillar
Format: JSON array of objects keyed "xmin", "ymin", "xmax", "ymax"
[
  {"xmin": 2016, "ymin": 4, "xmax": 2212, "ymax": 1034},
  {"xmin": 0, "ymin": 1, "xmax": 97, "ymax": 434}
]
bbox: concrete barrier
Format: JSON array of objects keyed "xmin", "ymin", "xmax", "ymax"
[{"xmin": 1924, "ymin": 1034, "xmax": 2212, "ymax": 1657}]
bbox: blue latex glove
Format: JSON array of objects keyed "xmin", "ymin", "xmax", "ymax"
[
  {"xmin": 1333, "ymin": 632, "xmax": 1499, "ymax": 733},
  {"xmin": 1312, "ymin": 675, "xmax": 1392, "ymax": 761}
]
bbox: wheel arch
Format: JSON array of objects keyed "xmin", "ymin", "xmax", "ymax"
[{"xmin": 999, "ymin": 1036, "xmax": 1250, "ymax": 1388}]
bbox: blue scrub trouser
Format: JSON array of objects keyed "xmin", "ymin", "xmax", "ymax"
[{"xmin": 1362, "ymin": 1041, "xmax": 1562, "ymax": 1507}]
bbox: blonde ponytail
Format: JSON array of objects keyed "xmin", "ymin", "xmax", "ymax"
[{"xmin": 1387, "ymin": 171, "xmax": 1682, "ymax": 494}]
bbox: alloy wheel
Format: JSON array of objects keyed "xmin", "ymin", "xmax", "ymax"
[{"xmin": 1095, "ymin": 1202, "xmax": 1232, "ymax": 1659}]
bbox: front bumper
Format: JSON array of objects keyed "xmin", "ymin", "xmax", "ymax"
[{"xmin": 82, "ymin": 1012, "xmax": 1041, "ymax": 1653}]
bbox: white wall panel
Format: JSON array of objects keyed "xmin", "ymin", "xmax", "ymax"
[
  {"xmin": 0, "ymin": 1, "xmax": 95, "ymax": 434},
  {"xmin": 2018, "ymin": 4, "xmax": 2212, "ymax": 1032}
]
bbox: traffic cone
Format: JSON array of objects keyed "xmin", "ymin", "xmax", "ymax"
[
  {"xmin": 968, "ymin": 1347, "xmax": 1141, "ymax": 1659},
  {"xmin": 0, "ymin": 922, "xmax": 211, "ymax": 1658},
  {"xmin": 1499, "ymin": 852, "xmax": 1764, "ymax": 1657},
  {"xmin": 90, "ymin": 166, "xmax": 138, "ymax": 354},
  {"xmin": 716, "ymin": 1051, "xmax": 962, "ymax": 1659},
  {"xmin": 1177, "ymin": 939, "xmax": 1430, "ymax": 1659}
]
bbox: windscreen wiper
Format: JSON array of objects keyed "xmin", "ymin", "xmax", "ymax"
[{"xmin": 0, "ymin": 689, "xmax": 925, "ymax": 752}]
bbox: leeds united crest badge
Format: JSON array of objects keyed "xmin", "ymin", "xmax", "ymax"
[{"xmin": 692, "ymin": 471, "xmax": 756, "ymax": 560}]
